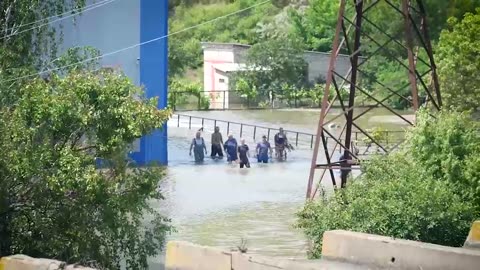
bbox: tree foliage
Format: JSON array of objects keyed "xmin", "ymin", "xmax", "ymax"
[
  {"xmin": 289, "ymin": 0, "xmax": 338, "ymax": 52},
  {"xmin": 168, "ymin": 0, "xmax": 281, "ymax": 76},
  {"xmin": 0, "ymin": 0, "xmax": 86, "ymax": 71},
  {"xmin": 0, "ymin": 1, "xmax": 173, "ymax": 268},
  {"xmin": 436, "ymin": 8, "xmax": 480, "ymax": 112},
  {"xmin": 168, "ymin": 78, "xmax": 210, "ymax": 109},
  {"xmin": 233, "ymin": 37, "xmax": 308, "ymax": 98},
  {"xmin": 0, "ymin": 67, "xmax": 172, "ymax": 269},
  {"xmin": 297, "ymin": 110, "xmax": 480, "ymax": 258}
]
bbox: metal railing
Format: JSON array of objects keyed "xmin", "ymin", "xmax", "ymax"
[
  {"xmin": 172, "ymin": 113, "xmax": 405, "ymax": 150},
  {"xmin": 169, "ymin": 90, "xmax": 371, "ymax": 111}
]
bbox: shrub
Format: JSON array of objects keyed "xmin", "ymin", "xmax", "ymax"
[{"xmin": 297, "ymin": 110, "xmax": 480, "ymax": 258}]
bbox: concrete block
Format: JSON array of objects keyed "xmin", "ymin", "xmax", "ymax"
[
  {"xmin": 165, "ymin": 241, "xmax": 231, "ymax": 270},
  {"xmin": 322, "ymin": 230, "xmax": 480, "ymax": 270},
  {"xmin": 0, "ymin": 255, "xmax": 95, "ymax": 270},
  {"xmin": 464, "ymin": 220, "xmax": 480, "ymax": 250}
]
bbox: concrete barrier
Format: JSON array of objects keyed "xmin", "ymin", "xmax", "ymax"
[
  {"xmin": 464, "ymin": 220, "xmax": 480, "ymax": 250},
  {"xmin": 164, "ymin": 241, "xmax": 375, "ymax": 270},
  {"xmin": 0, "ymin": 255, "xmax": 95, "ymax": 270},
  {"xmin": 164, "ymin": 241, "xmax": 231, "ymax": 270},
  {"xmin": 322, "ymin": 230, "xmax": 480, "ymax": 270}
]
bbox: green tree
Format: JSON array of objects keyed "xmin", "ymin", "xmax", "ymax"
[
  {"xmin": 289, "ymin": 0, "xmax": 338, "ymax": 52},
  {"xmin": 297, "ymin": 110, "xmax": 480, "ymax": 258},
  {"xmin": 406, "ymin": 110, "xmax": 480, "ymax": 208},
  {"xmin": 0, "ymin": 0, "xmax": 86, "ymax": 71},
  {"xmin": 436, "ymin": 9, "xmax": 480, "ymax": 112},
  {"xmin": 168, "ymin": 0, "xmax": 281, "ymax": 77},
  {"xmin": 234, "ymin": 37, "xmax": 308, "ymax": 98},
  {"xmin": 0, "ymin": 1, "xmax": 173, "ymax": 268},
  {"xmin": 0, "ymin": 67, "xmax": 172, "ymax": 269}
]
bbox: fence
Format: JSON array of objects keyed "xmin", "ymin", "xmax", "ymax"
[
  {"xmin": 170, "ymin": 90, "xmax": 371, "ymax": 111},
  {"xmin": 172, "ymin": 113, "xmax": 405, "ymax": 152}
]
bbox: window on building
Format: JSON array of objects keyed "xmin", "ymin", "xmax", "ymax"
[{"xmin": 219, "ymin": 78, "xmax": 225, "ymax": 83}]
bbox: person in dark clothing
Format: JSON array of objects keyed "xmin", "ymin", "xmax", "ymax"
[
  {"xmin": 210, "ymin": 126, "xmax": 224, "ymax": 158},
  {"xmin": 338, "ymin": 151, "xmax": 353, "ymax": 188},
  {"xmin": 224, "ymin": 134, "xmax": 238, "ymax": 163},
  {"xmin": 238, "ymin": 138, "xmax": 250, "ymax": 168}
]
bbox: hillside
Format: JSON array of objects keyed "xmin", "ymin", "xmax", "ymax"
[{"xmin": 168, "ymin": 0, "xmax": 298, "ymax": 80}]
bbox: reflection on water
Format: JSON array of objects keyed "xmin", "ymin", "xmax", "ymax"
[{"xmin": 149, "ymin": 109, "xmax": 410, "ymax": 267}]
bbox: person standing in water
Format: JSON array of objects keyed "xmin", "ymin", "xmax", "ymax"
[
  {"xmin": 210, "ymin": 126, "xmax": 224, "ymax": 159},
  {"xmin": 189, "ymin": 131, "xmax": 207, "ymax": 162},
  {"xmin": 224, "ymin": 134, "xmax": 238, "ymax": 163},
  {"xmin": 256, "ymin": 135, "xmax": 272, "ymax": 163},
  {"xmin": 238, "ymin": 138, "xmax": 250, "ymax": 168}
]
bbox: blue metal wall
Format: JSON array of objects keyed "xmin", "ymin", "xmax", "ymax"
[
  {"xmin": 136, "ymin": 0, "xmax": 169, "ymax": 165},
  {"xmin": 60, "ymin": 0, "xmax": 169, "ymax": 165}
]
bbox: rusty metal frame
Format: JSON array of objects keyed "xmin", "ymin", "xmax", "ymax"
[{"xmin": 306, "ymin": 0, "xmax": 441, "ymax": 199}]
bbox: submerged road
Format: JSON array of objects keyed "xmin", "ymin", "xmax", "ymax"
[{"xmin": 147, "ymin": 109, "xmax": 411, "ymax": 268}]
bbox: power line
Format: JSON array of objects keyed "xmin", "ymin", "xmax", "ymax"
[
  {"xmin": 1, "ymin": 0, "xmax": 117, "ymax": 40},
  {"xmin": 2, "ymin": 0, "xmax": 270, "ymax": 84}
]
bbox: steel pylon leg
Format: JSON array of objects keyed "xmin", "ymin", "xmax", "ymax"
[{"xmin": 306, "ymin": 0, "xmax": 441, "ymax": 200}]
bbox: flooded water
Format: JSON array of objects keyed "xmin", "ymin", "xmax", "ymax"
[{"xmin": 147, "ymin": 108, "xmax": 412, "ymax": 268}]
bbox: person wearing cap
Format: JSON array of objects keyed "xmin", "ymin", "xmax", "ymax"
[
  {"xmin": 223, "ymin": 133, "xmax": 238, "ymax": 163},
  {"xmin": 256, "ymin": 135, "xmax": 272, "ymax": 163},
  {"xmin": 237, "ymin": 138, "xmax": 250, "ymax": 168}
]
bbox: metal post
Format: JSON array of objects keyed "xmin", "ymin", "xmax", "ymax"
[
  {"xmin": 296, "ymin": 133, "xmax": 299, "ymax": 147},
  {"xmin": 306, "ymin": 0, "xmax": 347, "ymax": 199},
  {"xmin": 240, "ymin": 124, "xmax": 243, "ymax": 138},
  {"xmin": 402, "ymin": 0, "xmax": 419, "ymax": 111},
  {"xmin": 253, "ymin": 126, "xmax": 257, "ymax": 140},
  {"xmin": 177, "ymin": 114, "xmax": 180, "ymax": 127},
  {"xmin": 416, "ymin": 0, "xmax": 442, "ymax": 107},
  {"xmin": 306, "ymin": 0, "xmax": 441, "ymax": 200},
  {"xmin": 340, "ymin": 0, "xmax": 363, "ymax": 189},
  {"xmin": 267, "ymin": 128, "xmax": 271, "ymax": 141},
  {"xmin": 197, "ymin": 93, "xmax": 201, "ymax": 110},
  {"xmin": 227, "ymin": 122, "xmax": 230, "ymax": 135},
  {"xmin": 188, "ymin": 116, "xmax": 192, "ymax": 129},
  {"xmin": 223, "ymin": 91, "xmax": 226, "ymax": 110}
]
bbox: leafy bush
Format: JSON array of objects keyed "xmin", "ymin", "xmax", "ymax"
[
  {"xmin": 0, "ymin": 69, "xmax": 172, "ymax": 269},
  {"xmin": 297, "ymin": 110, "xmax": 479, "ymax": 258},
  {"xmin": 406, "ymin": 110, "xmax": 480, "ymax": 208},
  {"xmin": 169, "ymin": 79, "xmax": 210, "ymax": 109}
]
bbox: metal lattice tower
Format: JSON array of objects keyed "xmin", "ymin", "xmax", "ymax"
[{"xmin": 306, "ymin": 0, "xmax": 441, "ymax": 199}]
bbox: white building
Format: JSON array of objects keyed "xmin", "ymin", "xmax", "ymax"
[{"xmin": 201, "ymin": 42, "xmax": 353, "ymax": 109}]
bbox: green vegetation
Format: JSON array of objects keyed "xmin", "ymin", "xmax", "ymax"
[
  {"xmin": 169, "ymin": 79, "xmax": 210, "ymax": 109},
  {"xmin": 232, "ymin": 37, "xmax": 308, "ymax": 98},
  {"xmin": 0, "ymin": 1, "xmax": 171, "ymax": 269},
  {"xmin": 297, "ymin": 111, "xmax": 480, "ymax": 258},
  {"xmin": 437, "ymin": 8, "xmax": 480, "ymax": 112},
  {"xmin": 168, "ymin": 0, "xmax": 282, "ymax": 77},
  {"xmin": 169, "ymin": 0, "xmax": 480, "ymax": 109}
]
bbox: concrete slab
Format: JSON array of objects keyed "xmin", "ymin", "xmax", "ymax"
[{"xmin": 322, "ymin": 230, "xmax": 480, "ymax": 270}]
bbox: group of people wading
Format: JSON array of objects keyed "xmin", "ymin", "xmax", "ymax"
[{"xmin": 189, "ymin": 126, "xmax": 293, "ymax": 168}]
